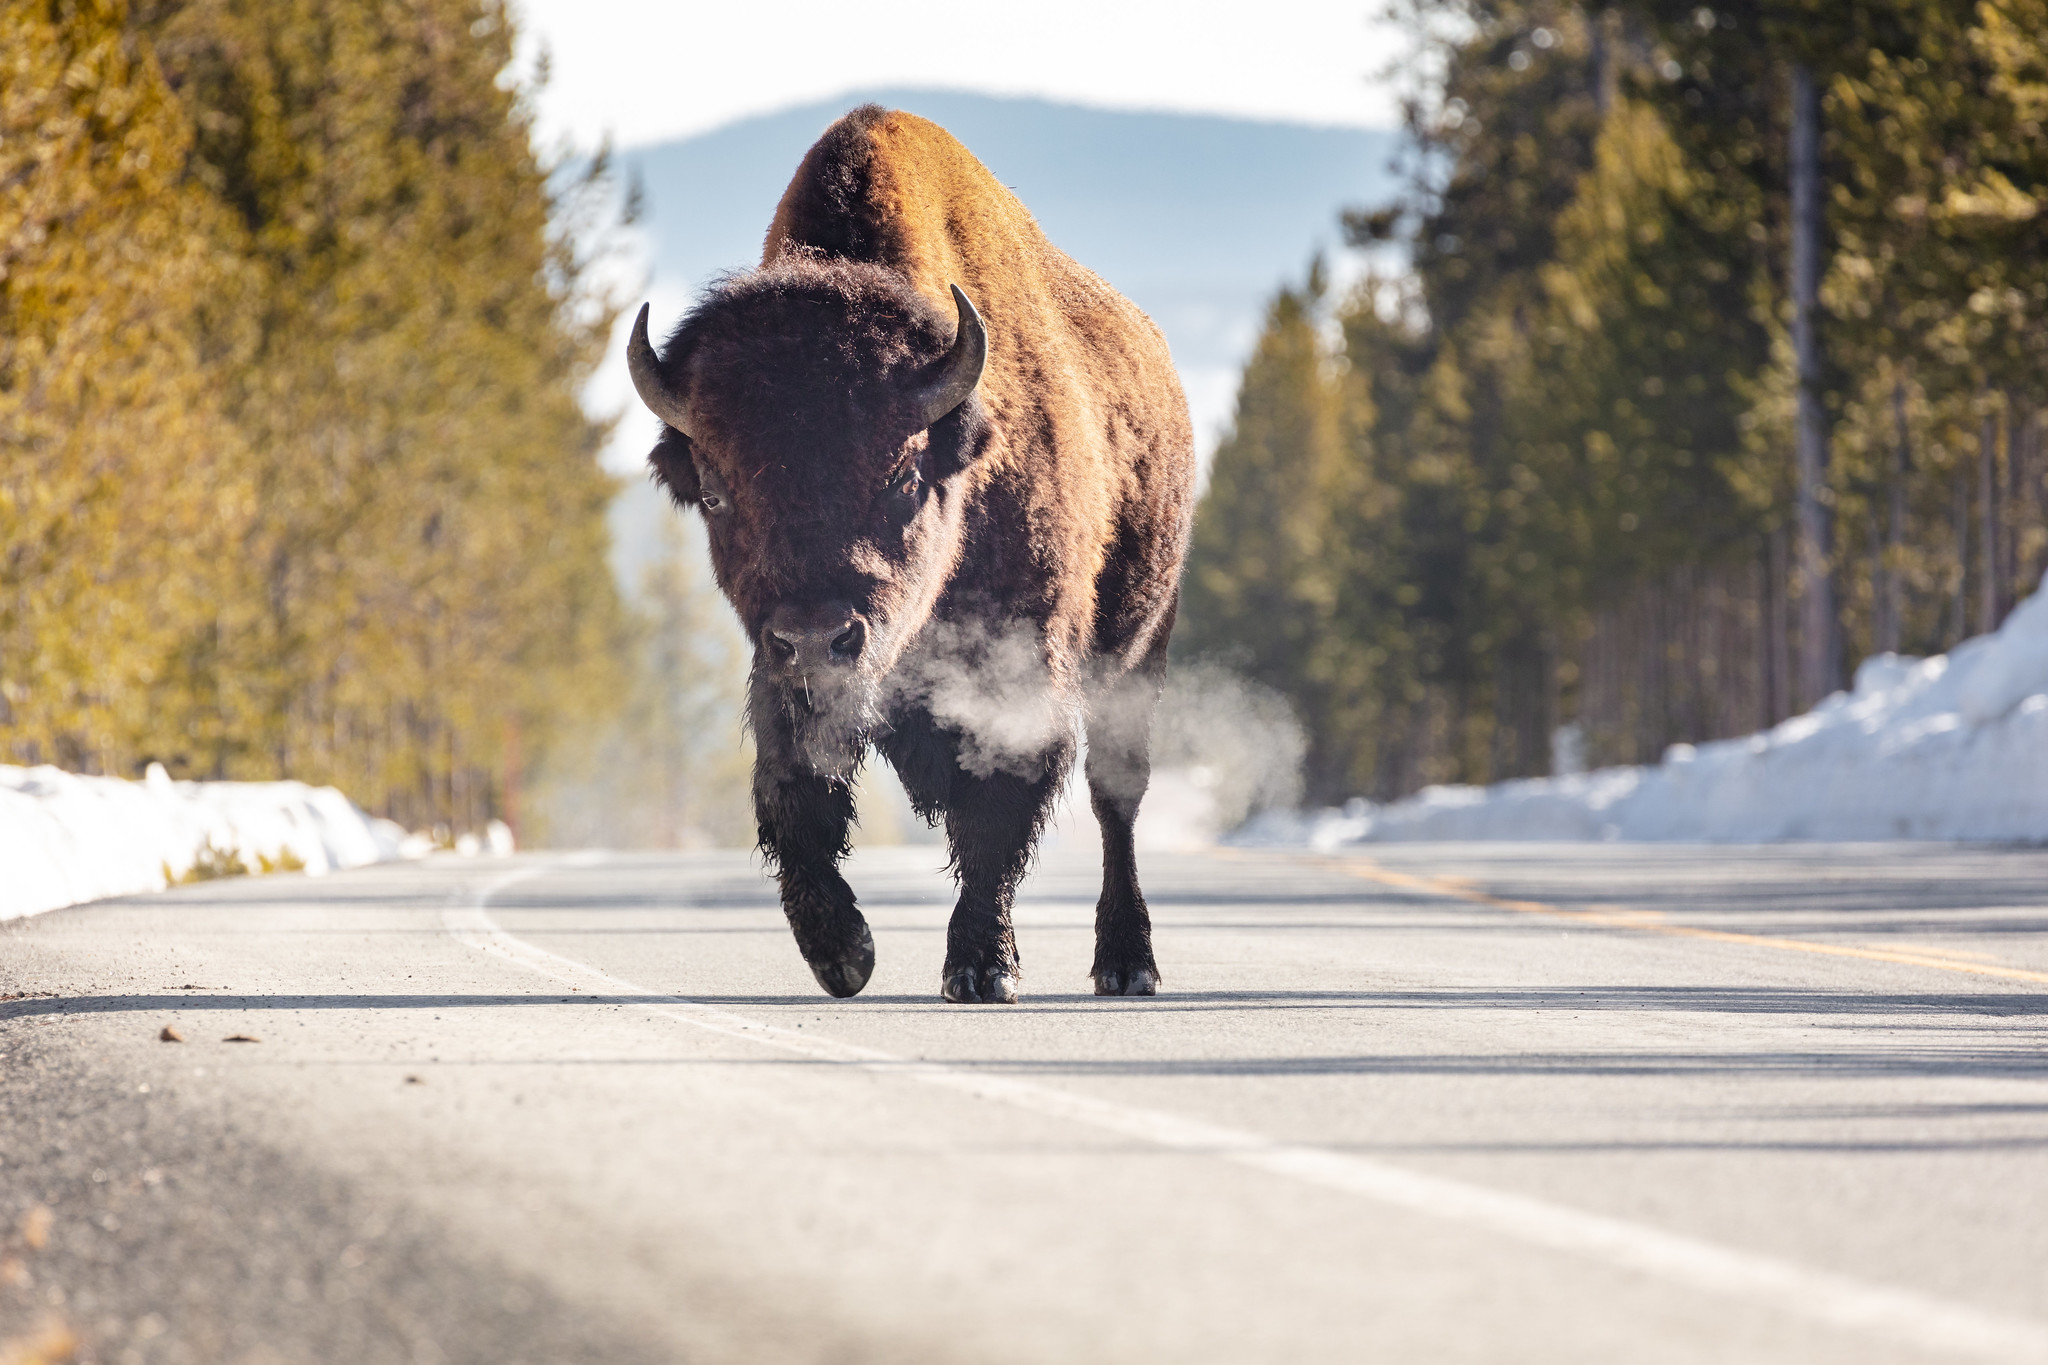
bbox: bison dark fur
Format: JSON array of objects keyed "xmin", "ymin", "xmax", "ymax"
[{"xmin": 632, "ymin": 105, "xmax": 1196, "ymax": 1003}]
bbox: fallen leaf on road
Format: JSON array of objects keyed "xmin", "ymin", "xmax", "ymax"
[
  {"xmin": 158, "ymin": 1025, "xmax": 183, "ymax": 1043},
  {"xmin": 19, "ymin": 1206, "xmax": 51, "ymax": 1250},
  {"xmin": 221, "ymin": 1034, "xmax": 261, "ymax": 1043}
]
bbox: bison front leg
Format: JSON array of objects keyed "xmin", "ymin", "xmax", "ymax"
[
  {"xmin": 939, "ymin": 742, "xmax": 1074, "ymax": 1004},
  {"xmin": 755, "ymin": 769, "xmax": 874, "ymax": 999}
]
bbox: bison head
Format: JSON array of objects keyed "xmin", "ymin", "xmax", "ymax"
[{"xmin": 628, "ymin": 257, "xmax": 992, "ymax": 780}]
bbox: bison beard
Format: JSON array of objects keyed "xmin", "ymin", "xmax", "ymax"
[
  {"xmin": 755, "ymin": 654, "xmax": 880, "ymax": 785},
  {"xmin": 630, "ymin": 105, "xmax": 1196, "ymax": 1003}
]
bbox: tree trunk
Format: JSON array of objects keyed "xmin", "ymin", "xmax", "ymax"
[
  {"xmin": 2002, "ymin": 391, "xmax": 2024, "ymax": 606},
  {"xmin": 1879, "ymin": 376, "xmax": 1908, "ymax": 653},
  {"xmin": 1590, "ymin": 8, "xmax": 1619, "ymax": 116},
  {"xmin": 1788, "ymin": 63, "xmax": 1839, "ymax": 702},
  {"xmin": 502, "ymin": 715, "xmax": 522, "ymax": 845},
  {"xmin": 1952, "ymin": 472, "xmax": 1970, "ymax": 644},
  {"xmin": 1764, "ymin": 525, "xmax": 1792, "ymax": 724},
  {"xmin": 2021, "ymin": 404, "xmax": 2046, "ymax": 592},
  {"xmin": 1980, "ymin": 403, "xmax": 2000, "ymax": 632}
]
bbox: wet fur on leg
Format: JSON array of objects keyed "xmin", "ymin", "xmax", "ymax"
[
  {"xmin": 933, "ymin": 729, "xmax": 1073, "ymax": 1004},
  {"xmin": 754, "ymin": 743, "xmax": 875, "ymax": 997}
]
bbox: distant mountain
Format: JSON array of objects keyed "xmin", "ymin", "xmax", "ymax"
[{"xmin": 622, "ymin": 89, "xmax": 1402, "ymax": 453}]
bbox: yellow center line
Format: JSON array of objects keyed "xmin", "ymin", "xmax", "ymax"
[{"xmin": 1211, "ymin": 847, "xmax": 2048, "ymax": 986}]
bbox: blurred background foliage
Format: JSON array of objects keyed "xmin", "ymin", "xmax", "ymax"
[
  {"xmin": 0, "ymin": 0, "xmax": 678, "ymax": 840},
  {"xmin": 1181, "ymin": 0, "xmax": 2048, "ymax": 804}
]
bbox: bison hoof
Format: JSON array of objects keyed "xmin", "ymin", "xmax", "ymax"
[
  {"xmin": 941, "ymin": 966, "xmax": 1018, "ymax": 1005},
  {"xmin": 806, "ymin": 923, "xmax": 875, "ymax": 999},
  {"xmin": 1093, "ymin": 967, "xmax": 1158, "ymax": 997}
]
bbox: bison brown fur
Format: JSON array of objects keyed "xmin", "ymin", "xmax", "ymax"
[{"xmin": 632, "ymin": 105, "xmax": 1196, "ymax": 1004}]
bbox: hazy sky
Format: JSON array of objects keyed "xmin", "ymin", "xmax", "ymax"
[{"xmin": 509, "ymin": 0, "xmax": 1406, "ymax": 150}]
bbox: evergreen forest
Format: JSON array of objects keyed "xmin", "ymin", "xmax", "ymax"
[
  {"xmin": 1, "ymin": 0, "xmax": 636, "ymax": 838},
  {"xmin": 1181, "ymin": 0, "xmax": 2048, "ymax": 805}
]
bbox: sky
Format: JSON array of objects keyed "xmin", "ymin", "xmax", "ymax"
[
  {"xmin": 512, "ymin": 0, "xmax": 1411, "ymax": 581},
  {"xmin": 508, "ymin": 0, "xmax": 1406, "ymax": 151}
]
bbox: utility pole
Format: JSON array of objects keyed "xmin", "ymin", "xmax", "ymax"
[{"xmin": 1788, "ymin": 62, "xmax": 1840, "ymax": 702}]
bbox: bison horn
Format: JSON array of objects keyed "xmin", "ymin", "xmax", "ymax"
[
  {"xmin": 627, "ymin": 303, "xmax": 696, "ymax": 439},
  {"xmin": 914, "ymin": 284, "xmax": 987, "ymax": 428}
]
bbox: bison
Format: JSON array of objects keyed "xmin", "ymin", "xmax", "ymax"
[{"xmin": 627, "ymin": 105, "xmax": 1195, "ymax": 1003}]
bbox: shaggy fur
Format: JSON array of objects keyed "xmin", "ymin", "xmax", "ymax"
[{"xmin": 643, "ymin": 105, "xmax": 1195, "ymax": 1002}]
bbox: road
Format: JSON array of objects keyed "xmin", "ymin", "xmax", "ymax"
[{"xmin": 3, "ymin": 842, "xmax": 2047, "ymax": 1364}]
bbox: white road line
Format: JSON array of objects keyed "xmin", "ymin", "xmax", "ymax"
[{"xmin": 449, "ymin": 861, "xmax": 2048, "ymax": 1364}]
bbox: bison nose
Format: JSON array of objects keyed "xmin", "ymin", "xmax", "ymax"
[{"xmin": 763, "ymin": 604, "xmax": 866, "ymax": 673}]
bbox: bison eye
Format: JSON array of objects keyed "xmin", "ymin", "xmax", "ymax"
[
  {"xmin": 700, "ymin": 491, "xmax": 727, "ymax": 514},
  {"xmin": 886, "ymin": 466, "xmax": 921, "ymax": 503}
]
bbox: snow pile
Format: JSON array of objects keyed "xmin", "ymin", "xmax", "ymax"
[
  {"xmin": 1241, "ymin": 575, "xmax": 2048, "ymax": 847},
  {"xmin": 0, "ymin": 763, "xmax": 446, "ymax": 923}
]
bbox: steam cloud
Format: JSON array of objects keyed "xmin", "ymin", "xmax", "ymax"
[
  {"xmin": 1119, "ymin": 661, "xmax": 1305, "ymax": 848},
  {"xmin": 884, "ymin": 617, "xmax": 1083, "ymax": 780},
  {"xmin": 843, "ymin": 631, "xmax": 1306, "ymax": 852},
  {"xmin": 876, "ymin": 623, "xmax": 1306, "ymax": 845}
]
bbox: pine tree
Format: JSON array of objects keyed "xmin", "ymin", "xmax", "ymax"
[
  {"xmin": 0, "ymin": 0, "xmax": 252, "ymax": 773},
  {"xmin": 1190, "ymin": 0, "xmax": 2048, "ymax": 805},
  {"xmin": 142, "ymin": 0, "xmax": 628, "ymax": 825},
  {"xmin": 1180, "ymin": 272, "xmax": 1408, "ymax": 800},
  {"xmin": 528, "ymin": 515, "xmax": 753, "ymax": 848}
]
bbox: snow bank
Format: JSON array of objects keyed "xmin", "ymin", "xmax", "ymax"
[
  {"xmin": 0, "ymin": 764, "xmax": 446, "ymax": 923},
  {"xmin": 1242, "ymin": 575, "xmax": 2048, "ymax": 847}
]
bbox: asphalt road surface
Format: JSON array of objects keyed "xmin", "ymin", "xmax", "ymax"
[{"xmin": 4, "ymin": 841, "xmax": 2048, "ymax": 1364}]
